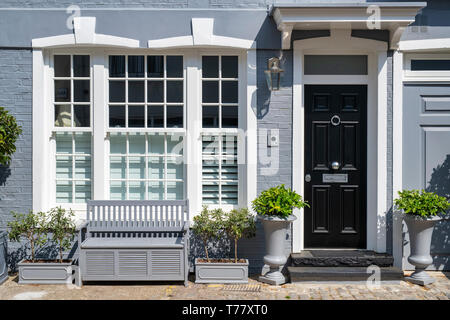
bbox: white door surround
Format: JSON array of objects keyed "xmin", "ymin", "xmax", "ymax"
[{"xmin": 292, "ymin": 29, "xmax": 389, "ymax": 254}]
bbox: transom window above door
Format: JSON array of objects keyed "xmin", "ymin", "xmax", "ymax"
[{"xmin": 108, "ymin": 55, "xmax": 184, "ymax": 129}]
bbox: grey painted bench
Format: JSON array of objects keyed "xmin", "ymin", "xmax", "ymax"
[{"xmin": 77, "ymin": 200, "xmax": 190, "ymax": 286}]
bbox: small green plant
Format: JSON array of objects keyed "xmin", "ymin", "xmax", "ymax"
[
  {"xmin": 192, "ymin": 206, "xmax": 224, "ymax": 262},
  {"xmin": 394, "ymin": 189, "xmax": 450, "ymax": 218},
  {"xmin": 7, "ymin": 210, "xmax": 48, "ymax": 262},
  {"xmin": 48, "ymin": 207, "xmax": 76, "ymax": 263},
  {"xmin": 223, "ymin": 208, "xmax": 256, "ymax": 263},
  {"xmin": 252, "ymin": 184, "xmax": 309, "ymax": 218},
  {"xmin": 0, "ymin": 107, "xmax": 22, "ymax": 166}
]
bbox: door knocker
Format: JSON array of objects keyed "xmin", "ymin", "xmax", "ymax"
[{"xmin": 330, "ymin": 115, "xmax": 341, "ymax": 126}]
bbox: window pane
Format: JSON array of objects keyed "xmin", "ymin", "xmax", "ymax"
[
  {"xmin": 148, "ymin": 134, "xmax": 164, "ymax": 154},
  {"xmin": 167, "ymin": 135, "xmax": 183, "ymax": 155},
  {"xmin": 166, "ymin": 105, "xmax": 183, "ymax": 128},
  {"xmin": 109, "ymin": 105, "xmax": 125, "ymax": 127},
  {"xmin": 75, "ymin": 181, "xmax": 91, "ymax": 203},
  {"xmin": 202, "ymin": 159, "xmax": 220, "ymax": 180},
  {"xmin": 167, "ymin": 181, "xmax": 183, "ymax": 200},
  {"xmin": 167, "ymin": 157, "xmax": 183, "ymax": 180},
  {"xmin": 128, "ymin": 81, "xmax": 145, "ymax": 102},
  {"xmin": 74, "ymin": 105, "xmax": 90, "ymax": 127},
  {"xmin": 56, "ymin": 181, "xmax": 72, "ymax": 203},
  {"xmin": 54, "ymin": 55, "xmax": 70, "ymax": 77},
  {"xmin": 55, "ymin": 105, "xmax": 71, "ymax": 127},
  {"xmin": 73, "ymin": 55, "xmax": 90, "ymax": 77},
  {"xmin": 110, "ymin": 133, "xmax": 127, "ymax": 154},
  {"xmin": 147, "ymin": 56, "xmax": 164, "ymax": 78},
  {"xmin": 56, "ymin": 156, "xmax": 72, "ymax": 179},
  {"xmin": 148, "ymin": 157, "xmax": 164, "ymax": 179},
  {"xmin": 109, "ymin": 81, "xmax": 125, "ymax": 102},
  {"xmin": 74, "ymin": 133, "xmax": 91, "ymax": 155},
  {"xmin": 202, "ymin": 106, "xmax": 219, "ymax": 128},
  {"xmin": 147, "ymin": 105, "xmax": 164, "ymax": 128},
  {"xmin": 129, "ymin": 157, "xmax": 145, "ymax": 179},
  {"xmin": 222, "ymin": 56, "xmax": 238, "ymax": 78},
  {"xmin": 221, "ymin": 181, "xmax": 238, "ymax": 204},
  {"xmin": 411, "ymin": 59, "xmax": 450, "ymax": 71},
  {"xmin": 222, "ymin": 106, "xmax": 238, "ymax": 128},
  {"xmin": 148, "ymin": 181, "xmax": 164, "ymax": 200},
  {"xmin": 166, "ymin": 81, "xmax": 183, "ymax": 103},
  {"xmin": 74, "ymin": 80, "xmax": 90, "ymax": 102},
  {"xmin": 128, "ymin": 133, "xmax": 145, "ymax": 154},
  {"xmin": 56, "ymin": 133, "xmax": 72, "ymax": 154},
  {"xmin": 128, "ymin": 56, "xmax": 144, "ymax": 77},
  {"xmin": 202, "ymin": 181, "xmax": 219, "ymax": 204},
  {"xmin": 202, "ymin": 136, "xmax": 219, "ymax": 156},
  {"xmin": 55, "ymin": 80, "xmax": 71, "ymax": 102},
  {"xmin": 222, "ymin": 81, "xmax": 238, "ymax": 103},
  {"xmin": 110, "ymin": 181, "xmax": 126, "ymax": 200},
  {"xmin": 222, "ymin": 159, "xmax": 238, "ymax": 180},
  {"xmin": 128, "ymin": 105, "xmax": 145, "ymax": 128},
  {"xmin": 147, "ymin": 81, "xmax": 164, "ymax": 102},
  {"xmin": 109, "ymin": 56, "xmax": 125, "ymax": 78},
  {"xmin": 202, "ymin": 81, "xmax": 219, "ymax": 103},
  {"xmin": 110, "ymin": 156, "xmax": 126, "ymax": 179},
  {"xmin": 202, "ymin": 56, "xmax": 219, "ymax": 78},
  {"xmin": 129, "ymin": 181, "xmax": 145, "ymax": 200},
  {"xmin": 167, "ymin": 56, "xmax": 183, "ymax": 78},
  {"xmin": 75, "ymin": 156, "xmax": 91, "ymax": 179}
]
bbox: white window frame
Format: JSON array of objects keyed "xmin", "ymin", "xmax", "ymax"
[
  {"xmin": 34, "ymin": 47, "xmax": 256, "ymax": 220},
  {"xmin": 404, "ymin": 53, "xmax": 450, "ymax": 81}
]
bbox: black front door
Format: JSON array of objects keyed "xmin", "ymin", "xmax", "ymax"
[{"xmin": 304, "ymin": 85, "xmax": 367, "ymax": 248}]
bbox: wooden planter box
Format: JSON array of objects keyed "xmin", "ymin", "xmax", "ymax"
[
  {"xmin": 18, "ymin": 260, "xmax": 73, "ymax": 285},
  {"xmin": 195, "ymin": 258, "xmax": 249, "ymax": 284}
]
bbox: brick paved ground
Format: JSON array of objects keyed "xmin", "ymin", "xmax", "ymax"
[{"xmin": 0, "ymin": 271, "xmax": 448, "ymax": 300}]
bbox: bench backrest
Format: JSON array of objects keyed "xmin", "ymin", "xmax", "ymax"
[{"xmin": 86, "ymin": 200, "xmax": 189, "ymax": 236}]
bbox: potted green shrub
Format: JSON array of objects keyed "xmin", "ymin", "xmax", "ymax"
[
  {"xmin": 193, "ymin": 206, "xmax": 256, "ymax": 284},
  {"xmin": 252, "ymin": 184, "xmax": 309, "ymax": 285},
  {"xmin": 394, "ymin": 189, "xmax": 449, "ymax": 285},
  {"xmin": 9, "ymin": 207, "xmax": 76, "ymax": 284}
]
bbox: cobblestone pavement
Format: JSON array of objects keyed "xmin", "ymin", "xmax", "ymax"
[{"xmin": 0, "ymin": 271, "xmax": 448, "ymax": 300}]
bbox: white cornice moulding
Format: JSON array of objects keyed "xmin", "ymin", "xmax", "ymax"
[
  {"xmin": 272, "ymin": 4, "xmax": 426, "ymax": 50},
  {"xmin": 148, "ymin": 18, "xmax": 255, "ymax": 49},
  {"xmin": 32, "ymin": 17, "xmax": 140, "ymax": 48},
  {"xmin": 399, "ymin": 38, "xmax": 450, "ymax": 52}
]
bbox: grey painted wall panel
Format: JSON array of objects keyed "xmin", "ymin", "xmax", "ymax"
[{"xmin": 402, "ymin": 83, "xmax": 450, "ymax": 270}]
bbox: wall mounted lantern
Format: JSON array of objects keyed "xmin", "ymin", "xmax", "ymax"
[{"xmin": 264, "ymin": 57, "xmax": 284, "ymax": 91}]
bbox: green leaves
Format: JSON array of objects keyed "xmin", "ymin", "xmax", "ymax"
[
  {"xmin": 0, "ymin": 107, "xmax": 22, "ymax": 166},
  {"xmin": 7, "ymin": 207, "xmax": 76, "ymax": 263},
  {"xmin": 252, "ymin": 184, "xmax": 309, "ymax": 218},
  {"xmin": 394, "ymin": 189, "xmax": 450, "ymax": 218}
]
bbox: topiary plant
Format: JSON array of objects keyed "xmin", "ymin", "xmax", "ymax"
[
  {"xmin": 394, "ymin": 189, "xmax": 450, "ymax": 218},
  {"xmin": 223, "ymin": 208, "xmax": 256, "ymax": 263},
  {"xmin": 0, "ymin": 107, "xmax": 22, "ymax": 166},
  {"xmin": 7, "ymin": 210, "xmax": 48, "ymax": 262},
  {"xmin": 252, "ymin": 184, "xmax": 309, "ymax": 218},
  {"xmin": 192, "ymin": 206, "xmax": 224, "ymax": 263},
  {"xmin": 47, "ymin": 207, "xmax": 76, "ymax": 263}
]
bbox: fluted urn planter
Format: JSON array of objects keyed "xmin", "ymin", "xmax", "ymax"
[
  {"xmin": 404, "ymin": 214, "xmax": 441, "ymax": 286},
  {"xmin": 258, "ymin": 214, "xmax": 296, "ymax": 285}
]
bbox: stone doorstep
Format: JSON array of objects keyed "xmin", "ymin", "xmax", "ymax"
[{"xmin": 290, "ymin": 250, "xmax": 394, "ymax": 267}]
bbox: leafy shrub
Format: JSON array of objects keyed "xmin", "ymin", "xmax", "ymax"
[
  {"xmin": 0, "ymin": 107, "xmax": 22, "ymax": 166},
  {"xmin": 48, "ymin": 207, "xmax": 76, "ymax": 263},
  {"xmin": 394, "ymin": 189, "xmax": 450, "ymax": 218},
  {"xmin": 8, "ymin": 211, "xmax": 48, "ymax": 262},
  {"xmin": 192, "ymin": 206, "xmax": 224, "ymax": 262},
  {"xmin": 252, "ymin": 184, "xmax": 309, "ymax": 218},
  {"xmin": 223, "ymin": 208, "xmax": 256, "ymax": 263}
]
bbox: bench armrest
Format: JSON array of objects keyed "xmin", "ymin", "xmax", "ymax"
[{"xmin": 182, "ymin": 221, "xmax": 190, "ymax": 231}]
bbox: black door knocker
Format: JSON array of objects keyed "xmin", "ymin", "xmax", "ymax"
[{"xmin": 330, "ymin": 115, "xmax": 341, "ymax": 126}]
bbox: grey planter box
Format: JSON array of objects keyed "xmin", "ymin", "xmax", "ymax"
[
  {"xmin": 195, "ymin": 258, "xmax": 249, "ymax": 284},
  {"xmin": 0, "ymin": 231, "xmax": 7, "ymax": 285},
  {"xmin": 18, "ymin": 259, "xmax": 73, "ymax": 284}
]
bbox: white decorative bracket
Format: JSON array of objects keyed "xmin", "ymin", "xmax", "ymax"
[{"xmin": 32, "ymin": 17, "xmax": 139, "ymax": 48}]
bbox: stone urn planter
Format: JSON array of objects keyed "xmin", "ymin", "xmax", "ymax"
[
  {"xmin": 403, "ymin": 214, "xmax": 442, "ymax": 286},
  {"xmin": 17, "ymin": 259, "xmax": 74, "ymax": 284},
  {"xmin": 0, "ymin": 231, "xmax": 7, "ymax": 285},
  {"xmin": 258, "ymin": 214, "xmax": 296, "ymax": 285},
  {"xmin": 195, "ymin": 258, "xmax": 249, "ymax": 284}
]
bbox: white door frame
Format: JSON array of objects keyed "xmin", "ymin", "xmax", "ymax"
[{"xmin": 292, "ymin": 29, "xmax": 388, "ymax": 253}]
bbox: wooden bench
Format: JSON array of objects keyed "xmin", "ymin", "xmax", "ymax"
[{"xmin": 77, "ymin": 200, "xmax": 190, "ymax": 286}]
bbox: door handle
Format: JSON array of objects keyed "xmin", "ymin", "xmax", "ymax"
[
  {"xmin": 331, "ymin": 161, "xmax": 340, "ymax": 170},
  {"xmin": 305, "ymin": 174, "xmax": 311, "ymax": 182}
]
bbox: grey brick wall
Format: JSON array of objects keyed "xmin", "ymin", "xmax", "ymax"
[{"xmin": 0, "ymin": 49, "xmax": 33, "ymax": 267}]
